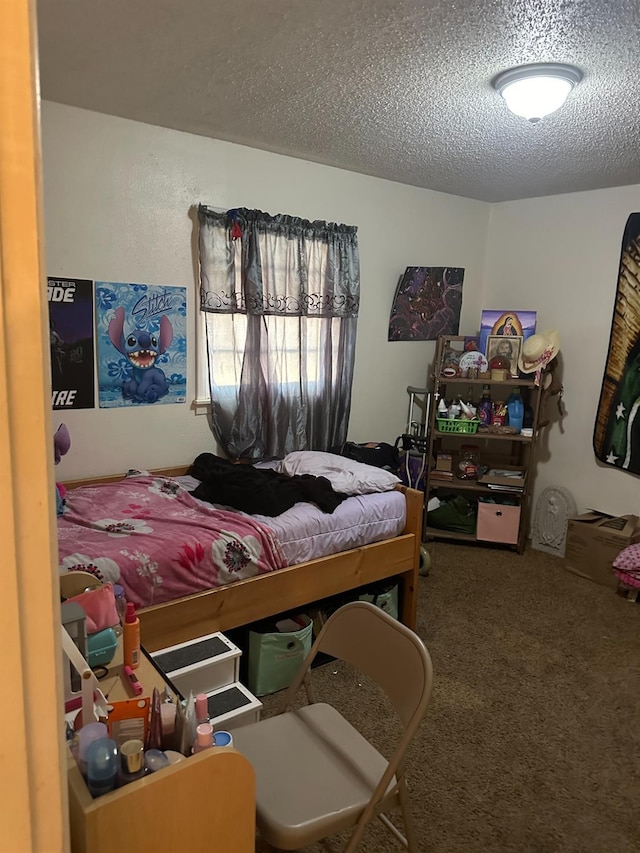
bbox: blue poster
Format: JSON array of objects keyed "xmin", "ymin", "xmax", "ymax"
[{"xmin": 95, "ymin": 282, "xmax": 187, "ymax": 408}]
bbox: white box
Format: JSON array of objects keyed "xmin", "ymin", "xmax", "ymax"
[
  {"xmin": 150, "ymin": 631, "xmax": 241, "ymax": 697},
  {"xmin": 205, "ymin": 681, "xmax": 262, "ymax": 729}
]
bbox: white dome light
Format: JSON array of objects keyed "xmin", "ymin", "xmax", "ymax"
[{"xmin": 493, "ymin": 63, "xmax": 583, "ymax": 122}]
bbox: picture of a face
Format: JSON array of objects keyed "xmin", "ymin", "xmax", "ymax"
[
  {"xmin": 497, "ymin": 340, "xmax": 513, "ymax": 359},
  {"xmin": 491, "ymin": 312, "xmax": 525, "ymax": 337},
  {"xmin": 486, "ymin": 335, "xmax": 522, "ymax": 376}
]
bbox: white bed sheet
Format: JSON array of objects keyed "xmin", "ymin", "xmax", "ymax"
[{"xmin": 176, "ymin": 475, "xmax": 406, "ymax": 565}]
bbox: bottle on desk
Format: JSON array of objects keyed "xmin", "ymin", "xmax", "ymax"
[
  {"xmin": 123, "ymin": 602, "xmax": 141, "ymax": 670},
  {"xmin": 192, "ymin": 723, "xmax": 214, "ymax": 754},
  {"xmin": 86, "ymin": 738, "xmax": 118, "ymax": 798},
  {"xmin": 195, "ymin": 693, "xmax": 210, "ymax": 726},
  {"xmin": 118, "ymin": 738, "xmax": 145, "ymax": 786}
]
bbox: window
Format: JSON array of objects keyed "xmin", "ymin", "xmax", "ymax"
[{"xmin": 197, "ymin": 206, "xmax": 359, "ymax": 461}]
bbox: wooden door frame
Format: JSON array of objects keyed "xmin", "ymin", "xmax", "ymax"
[{"xmin": 1, "ymin": 0, "xmax": 68, "ymax": 848}]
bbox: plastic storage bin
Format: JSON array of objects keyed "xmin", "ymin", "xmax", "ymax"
[
  {"xmin": 358, "ymin": 583, "xmax": 399, "ymax": 619},
  {"xmin": 248, "ymin": 615, "xmax": 313, "ymax": 696},
  {"xmin": 203, "ymin": 681, "xmax": 263, "ymax": 729},
  {"xmin": 150, "ymin": 631, "xmax": 241, "ymax": 698},
  {"xmin": 436, "ymin": 418, "xmax": 480, "ymax": 434}
]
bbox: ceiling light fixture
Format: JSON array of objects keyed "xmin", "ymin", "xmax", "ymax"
[{"xmin": 492, "ymin": 63, "xmax": 582, "ymax": 122}]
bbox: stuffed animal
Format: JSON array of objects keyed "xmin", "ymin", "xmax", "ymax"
[{"xmin": 54, "ymin": 423, "xmax": 71, "ymax": 515}]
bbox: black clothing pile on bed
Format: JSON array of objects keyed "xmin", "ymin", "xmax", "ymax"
[{"xmin": 189, "ymin": 453, "xmax": 348, "ymax": 516}]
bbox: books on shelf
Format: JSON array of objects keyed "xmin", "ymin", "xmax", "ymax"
[
  {"xmin": 478, "ymin": 466, "xmax": 525, "ymax": 489},
  {"xmin": 429, "ymin": 469, "xmax": 454, "ymax": 481}
]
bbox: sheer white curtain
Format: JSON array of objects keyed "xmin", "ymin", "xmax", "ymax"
[{"xmin": 198, "ymin": 206, "xmax": 360, "ymax": 461}]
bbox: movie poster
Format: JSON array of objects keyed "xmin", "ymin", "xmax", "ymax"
[
  {"xmin": 388, "ymin": 266, "xmax": 464, "ymax": 341},
  {"xmin": 95, "ymin": 282, "xmax": 187, "ymax": 408},
  {"xmin": 47, "ymin": 277, "xmax": 95, "ymax": 410}
]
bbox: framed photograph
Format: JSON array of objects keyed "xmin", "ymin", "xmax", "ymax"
[
  {"xmin": 486, "ymin": 335, "xmax": 522, "ymax": 377},
  {"xmin": 478, "ymin": 310, "xmax": 536, "ymax": 354}
]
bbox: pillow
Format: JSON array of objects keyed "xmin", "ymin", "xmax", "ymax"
[
  {"xmin": 277, "ymin": 450, "xmax": 400, "ymax": 496},
  {"xmin": 66, "ymin": 583, "xmax": 120, "ymax": 634},
  {"xmin": 612, "ymin": 542, "xmax": 640, "ymax": 586},
  {"xmin": 613, "ymin": 542, "xmax": 640, "ymax": 570}
]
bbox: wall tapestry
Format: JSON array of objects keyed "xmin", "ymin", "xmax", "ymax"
[
  {"xmin": 388, "ymin": 266, "xmax": 464, "ymax": 341},
  {"xmin": 47, "ymin": 277, "xmax": 95, "ymax": 410},
  {"xmin": 478, "ymin": 310, "xmax": 537, "ymax": 356},
  {"xmin": 96, "ymin": 282, "xmax": 187, "ymax": 408},
  {"xmin": 593, "ymin": 213, "xmax": 640, "ymax": 473}
]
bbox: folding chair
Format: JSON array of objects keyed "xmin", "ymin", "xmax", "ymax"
[{"xmin": 230, "ymin": 601, "xmax": 434, "ymax": 851}]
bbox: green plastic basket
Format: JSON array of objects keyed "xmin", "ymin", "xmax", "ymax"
[{"xmin": 436, "ymin": 418, "xmax": 480, "ymax": 434}]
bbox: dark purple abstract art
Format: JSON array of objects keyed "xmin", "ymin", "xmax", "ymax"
[{"xmin": 388, "ymin": 266, "xmax": 464, "ymax": 342}]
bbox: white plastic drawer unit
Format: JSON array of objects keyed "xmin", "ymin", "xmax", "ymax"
[
  {"xmin": 206, "ymin": 681, "xmax": 263, "ymax": 730},
  {"xmin": 150, "ymin": 631, "xmax": 241, "ymax": 698}
]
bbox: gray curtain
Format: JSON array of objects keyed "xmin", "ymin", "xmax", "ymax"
[{"xmin": 198, "ymin": 206, "xmax": 360, "ymax": 461}]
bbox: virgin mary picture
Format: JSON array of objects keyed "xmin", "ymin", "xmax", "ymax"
[
  {"xmin": 478, "ymin": 310, "xmax": 537, "ymax": 354},
  {"xmin": 495, "ymin": 315, "xmax": 519, "ymax": 335},
  {"xmin": 594, "ymin": 213, "xmax": 640, "ymax": 473}
]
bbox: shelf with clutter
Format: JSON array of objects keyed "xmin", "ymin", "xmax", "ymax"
[
  {"xmin": 61, "ymin": 579, "xmax": 256, "ymax": 853},
  {"xmin": 424, "ymin": 328, "xmax": 560, "ymax": 554}
]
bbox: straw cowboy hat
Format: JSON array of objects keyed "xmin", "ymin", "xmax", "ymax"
[{"xmin": 518, "ymin": 329, "xmax": 560, "ymax": 374}]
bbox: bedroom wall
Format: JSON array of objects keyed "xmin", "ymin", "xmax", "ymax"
[
  {"xmin": 484, "ymin": 184, "xmax": 640, "ymax": 517},
  {"xmin": 42, "ymin": 102, "xmax": 490, "ymax": 480}
]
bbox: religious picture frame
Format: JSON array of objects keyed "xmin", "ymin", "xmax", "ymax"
[
  {"xmin": 485, "ymin": 334, "xmax": 522, "ymax": 377},
  {"xmin": 478, "ymin": 309, "xmax": 537, "ymax": 355}
]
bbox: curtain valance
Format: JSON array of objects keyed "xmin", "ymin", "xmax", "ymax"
[{"xmin": 198, "ymin": 205, "xmax": 360, "ymax": 318}]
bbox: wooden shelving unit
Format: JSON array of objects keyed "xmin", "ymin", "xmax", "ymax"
[{"xmin": 425, "ymin": 336, "xmax": 543, "ymax": 554}]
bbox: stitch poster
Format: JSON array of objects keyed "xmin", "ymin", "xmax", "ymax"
[
  {"xmin": 48, "ymin": 277, "xmax": 95, "ymax": 410},
  {"xmin": 95, "ymin": 282, "xmax": 187, "ymax": 408}
]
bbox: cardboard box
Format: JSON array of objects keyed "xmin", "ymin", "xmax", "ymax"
[
  {"xmin": 564, "ymin": 511, "xmax": 640, "ymax": 588},
  {"xmin": 435, "ymin": 451, "xmax": 453, "ymax": 472}
]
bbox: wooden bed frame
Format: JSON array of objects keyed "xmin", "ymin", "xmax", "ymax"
[{"xmin": 62, "ymin": 466, "xmax": 424, "ymax": 652}]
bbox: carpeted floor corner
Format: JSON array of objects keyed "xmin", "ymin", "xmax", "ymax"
[{"xmin": 255, "ymin": 542, "xmax": 640, "ymax": 852}]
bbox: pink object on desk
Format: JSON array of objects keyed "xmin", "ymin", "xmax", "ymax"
[
  {"xmin": 195, "ymin": 693, "xmax": 209, "ymax": 725},
  {"xmin": 193, "ymin": 723, "xmax": 214, "ymax": 754},
  {"xmin": 160, "ymin": 702, "xmax": 176, "ymax": 737},
  {"xmin": 123, "ymin": 664, "xmax": 143, "ymax": 696}
]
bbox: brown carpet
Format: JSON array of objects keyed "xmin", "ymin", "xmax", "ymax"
[{"xmin": 255, "ymin": 542, "xmax": 640, "ymax": 853}]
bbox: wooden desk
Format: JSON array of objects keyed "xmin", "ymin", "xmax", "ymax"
[{"xmin": 67, "ymin": 647, "xmax": 256, "ymax": 853}]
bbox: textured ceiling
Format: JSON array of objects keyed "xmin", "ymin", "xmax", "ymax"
[{"xmin": 36, "ymin": 0, "xmax": 640, "ymax": 202}]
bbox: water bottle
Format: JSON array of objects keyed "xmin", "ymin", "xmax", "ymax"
[{"xmin": 507, "ymin": 387, "xmax": 524, "ymax": 434}]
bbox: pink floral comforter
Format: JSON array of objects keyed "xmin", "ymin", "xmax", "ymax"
[{"xmin": 57, "ymin": 475, "xmax": 288, "ymax": 608}]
